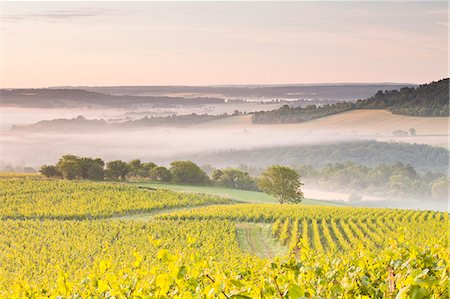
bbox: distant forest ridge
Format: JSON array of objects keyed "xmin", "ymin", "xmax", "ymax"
[
  {"xmin": 11, "ymin": 113, "xmax": 234, "ymax": 131},
  {"xmin": 1, "ymin": 83, "xmax": 413, "ymax": 108},
  {"xmin": 0, "ymin": 89, "xmax": 224, "ymax": 108},
  {"xmin": 53, "ymin": 83, "xmax": 414, "ymax": 100},
  {"xmin": 189, "ymin": 140, "xmax": 449, "ymax": 174},
  {"xmin": 252, "ymin": 78, "xmax": 449, "ymax": 123}
]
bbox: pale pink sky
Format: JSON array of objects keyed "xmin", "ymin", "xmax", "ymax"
[{"xmin": 1, "ymin": 1, "xmax": 448, "ymax": 88}]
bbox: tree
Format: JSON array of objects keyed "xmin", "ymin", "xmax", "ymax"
[
  {"xmin": 128, "ymin": 159, "xmax": 143, "ymax": 178},
  {"xmin": 79, "ymin": 157, "xmax": 104, "ymax": 180},
  {"xmin": 84, "ymin": 158, "xmax": 105, "ymax": 180},
  {"xmin": 212, "ymin": 168, "xmax": 258, "ymax": 191},
  {"xmin": 23, "ymin": 167, "xmax": 36, "ymax": 173},
  {"xmin": 56, "ymin": 155, "xmax": 82, "ymax": 180},
  {"xmin": 141, "ymin": 162, "xmax": 157, "ymax": 177},
  {"xmin": 39, "ymin": 165, "xmax": 62, "ymax": 178},
  {"xmin": 150, "ymin": 166, "xmax": 172, "ymax": 182},
  {"xmin": 258, "ymin": 165, "xmax": 303, "ymax": 204},
  {"xmin": 431, "ymin": 178, "xmax": 448, "ymax": 201},
  {"xmin": 409, "ymin": 128, "xmax": 416, "ymax": 136},
  {"xmin": 105, "ymin": 160, "xmax": 129, "ymax": 180},
  {"xmin": 169, "ymin": 160, "xmax": 210, "ymax": 185}
]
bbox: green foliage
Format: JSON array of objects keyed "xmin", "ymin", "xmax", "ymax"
[
  {"xmin": 252, "ymin": 78, "xmax": 449, "ymax": 124},
  {"xmin": 296, "ymin": 161, "xmax": 445, "ymax": 200},
  {"xmin": 39, "ymin": 165, "xmax": 62, "ymax": 178},
  {"xmin": 127, "ymin": 159, "xmax": 157, "ymax": 178},
  {"xmin": 105, "ymin": 160, "xmax": 129, "ymax": 180},
  {"xmin": 150, "ymin": 166, "xmax": 173, "ymax": 182},
  {"xmin": 252, "ymin": 102, "xmax": 354, "ymax": 124},
  {"xmin": 359, "ymin": 78, "xmax": 449, "ymax": 116},
  {"xmin": 56, "ymin": 155, "xmax": 82, "ymax": 180},
  {"xmin": 79, "ymin": 157, "xmax": 105, "ymax": 180},
  {"xmin": 431, "ymin": 177, "xmax": 448, "ymax": 201},
  {"xmin": 258, "ymin": 165, "xmax": 303, "ymax": 204},
  {"xmin": 170, "ymin": 160, "xmax": 210, "ymax": 185},
  {"xmin": 53, "ymin": 155, "xmax": 105, "ymax": 180},
  {"xmin": 212, "ymin": 168, "xmax": 259, "ymax": 191},
  {"xmin": 193, "ymin": 140, "xmax": 448, "ymax": 174}
]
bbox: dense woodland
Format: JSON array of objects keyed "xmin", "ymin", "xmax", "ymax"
[
  {"xmin": 12, "ymin": 113, "xmax": 235, "ymax": 131},
  {"xmin": 0, "ymin": 89, "xmax": 224, "ymax": 108},
  {"xmin": 295, "ymin": 162, "xmax": 447, "ymax": 201},
  {"xmin": 252, "ymin": 78, "xmax": 449, "ymax": 123},
  {"xmin": 191, "ymin": 140, "xmax": 449, "ymax": 174}
]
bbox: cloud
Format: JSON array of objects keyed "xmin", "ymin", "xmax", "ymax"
[{"xmin": 4, "ymin": 7, "xmax": 134, "ymax": 22}]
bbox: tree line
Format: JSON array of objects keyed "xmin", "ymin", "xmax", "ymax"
[
  {"xmin": 295, "ymin": 162, "xmax": 447, "ymax": 201},
  {"xmin": 191, "ymin": 140, "xmax": 448, "ymax": 174},
  {"xmin": 40, "ymin": 155, "xmax": 304, "ymax": 204},
  {"xmin": 40, "ymin": 155, "xmax": 446, "ymax": 202},
  {"xmin": 252, "ymin": 78, "xmax": 449, "ymax": 124}
]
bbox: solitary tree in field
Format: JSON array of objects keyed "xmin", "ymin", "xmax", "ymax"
[{"xmin": 258, "ymin": 165, "xmax": 303, "ymax": 204}]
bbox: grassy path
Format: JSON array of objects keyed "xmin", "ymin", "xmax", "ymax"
[
  {"xmin": 128, "ymin": 182, "xmax": 341, "ymax": 206},
  {"xmin": 235, "ymin": 223, "xmax": 287, "ymax": 259}
]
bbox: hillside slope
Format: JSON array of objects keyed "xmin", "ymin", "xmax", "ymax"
[
  {"xmin": 252, "ymin": 78, "xmax": 449, "ymax": 123},
  {"xmin": 200, "ymin": 109, "xmax": 448, "ymax": 148}
]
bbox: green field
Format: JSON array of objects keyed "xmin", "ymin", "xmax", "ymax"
[{"xmin": 129, "ymin": 181, "xmax": 342, "ymax": 206}]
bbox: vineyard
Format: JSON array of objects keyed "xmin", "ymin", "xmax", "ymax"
[
  {"xmin": 0, "ymin": 174, "xmax": 448, "ymax": 298},
  {"xmin": 161, "ymin": 204, "xmax": 445, "ymax": 253},
  {"xmin": 0, "ymin": 174, "xmax": 230, "ymax": 219}
]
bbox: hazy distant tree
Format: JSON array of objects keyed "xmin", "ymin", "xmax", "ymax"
[
  {"xmin": 388, "ymin": 174, "xmax": 412, "ymax": 195},
  {"xmin": 258, "ymin": 165, "xmax": 303, "ymax": 204},
  {"xmin": 431, "ymin": 178, "xmax": 448, "ymax": 201},
  {"xmin": 2, "ymin": 165, "xmax": 15, "ymax": 173},
  {"xmin": 150, "ymin": 166, "xmax": 172, "ymax": 182},
  {"xmin": 39, "ymin": 165, "xmax": 62, "ymax": 178},
  {"xmin": 409, "ymin": 128, "xmax": 416, "ymax": 136},
  {"xmin": 402, "ymin": 164, "xmax": 418, "ymax": 180},
  {"xmin": 105, "ymin": 160, "xmax": 129, "ymax": 180},
  {"xmin": 200, "ymin": 164, "xmax": 214, "ymax": 176},
  {"xmin": 170, "ymin": 160, "xmax": 210, "ymax": 185},
  {"xmin": 392, "ymin": 130, "xmax": 408, "ymax": 137},
  {"xmin": 23, "ymin": 167, "xmax": 36, "ymax": 173}
]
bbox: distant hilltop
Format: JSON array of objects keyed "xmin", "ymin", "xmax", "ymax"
[
  {"xmin": 0, "ymin": 83, "xmax": 414, "ymax": 109},
  {"xmin": 252, "ymin": 78, "xmax": 449, "ymax": 123}
]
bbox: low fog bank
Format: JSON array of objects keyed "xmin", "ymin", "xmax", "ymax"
[
  {"xmin": 302, "ymin": 186, "xmax": 448, "ymax": 212},
  {"xmin": 0, "ymin": 104, "xmax": 282, "ymax": 130},
  {"xmin": 1, "ymin": 126, "xmax": 362, "ymax": 168}
]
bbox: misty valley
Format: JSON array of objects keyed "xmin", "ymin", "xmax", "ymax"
[
  {"xmin": 1, "ymin": 79, "xmax": 448, "ymax": 211},
  {"xmin": 1, "ymin": 2, "xmax": 449, "ymax": 297}
]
